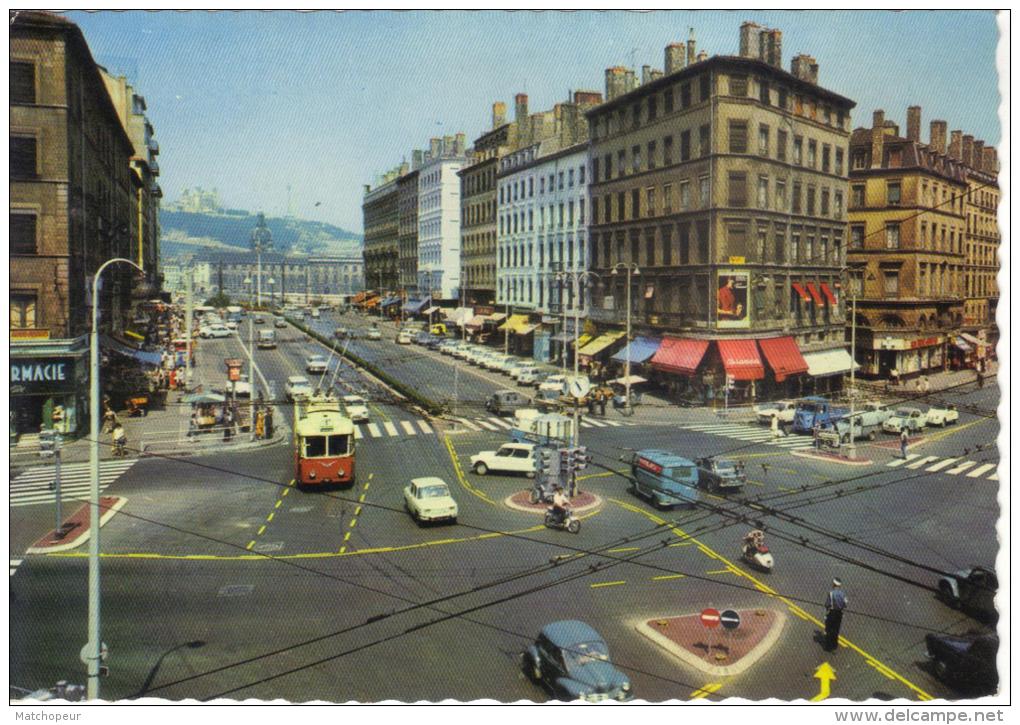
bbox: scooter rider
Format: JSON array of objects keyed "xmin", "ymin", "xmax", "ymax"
[
  {"xmin": 743, "ymin": 529, "xmax": 765, "ymax": 556},
  {"xmin": 551, "ymin": 485, "xmax": 571, "ymax": 525}
]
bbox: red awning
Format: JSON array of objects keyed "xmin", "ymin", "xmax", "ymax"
[
  {"xmin": 806, "ymin": 283, "xmax": 824, "ymax": 306},
  {"xmin": 758, "ymin": 337, "xmax": 809, "ymax": 383},
  {"xmin": 650, "ymin": 337, "xmax": 709, "ymax": 376},
  {"xmin": 820, "ymin": 283, "xmax": 838, "ymax": 307},
  {"xmin": 792, "ymin": 283, "xmax": 811, "ymax": 302},
  {"xmin": 717, "ymin": 339, "xmax": 764, "ymax": 381}
]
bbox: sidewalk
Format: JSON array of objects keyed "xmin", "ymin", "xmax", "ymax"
[{"xmin": 877, "ymin": 361, "xmax": 997, "ymax": 396}]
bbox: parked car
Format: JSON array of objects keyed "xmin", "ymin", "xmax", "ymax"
[
  {"xmin": 924, "ymin": 633, "xmax": 998, "ymax": 694},
  {"xmin": 695, "ymin": 457, "xmax": 747, "ymax": 493},
  {"xmin": 883, "ymin": 407, "xmax": 928, "ymax": 433},
  {"xmin": 199, "ymin": 324, "xmax": 231, "ymax": 339},
  {"xmin": 538, "ymin": 374, "xmax": 569, "ymax": 395},
  {"xmin": 305, "ymin": 354, "xmax": 328, "ymax": 374},
  {"xmin": 926, "ymin": 404, "xmax": 960, "ymax": 427},
  {"xmin": 253, "ymin": 315, "xmax": 265, "ymax": 324},
  {"xmin": 938, "ymin": 567, "xmax": 998, "ymax": 621},
  {"xmin": 335, "ymin": 327, "xmax": 351, "ymax": 339},
  {"xmin": 367, "ymin": 327, "xmax": 381, "ymax": 340},
  {"xmin": 425, "ymin": 336, "xmax": 445, "ymax": 351},
  {"xmin": 414, "ymin": 331, "xmax": 432, "ymax": 345},
  {"xmin": 342, "ymin": 395, "xmax": 369, "ymax": 423},
  {"xmin": 403, "ymin": 477, "xmax": 458, "ymax": 524},
  {"xmin": 285, "ymin": 375, "xmax": 313, "ymax": 401},
  {"xmin": 523, "ymin": 621, "xmax": 634, "ymax": 702},
  {"xmin": 755, "ymin": 400, "xmax": 798, "ymax": 425},
  {"xmin": 396, "ymin": 330, "xmax": 415, "ymax": 345},
  {"xmin": 274, "ymin": 318, "xmax": 287, "ymax": 329},
  {"xmin": 485, "ymin": 390, "xmax": 530, "ymax": 416},
  {"xmin": 534, "ymin": 387, "xmax": 562, "ymax": 411},
  {"xmin": 470, "ymin": 443, "xmax": 536, "ymax": 477},
  {"xmin": 516, "ymin": 366, "xmax": 540, "ymax": 385},
  {"xmin": 225, "ymin": 320, "xmax": 239, "ymax": 330}
]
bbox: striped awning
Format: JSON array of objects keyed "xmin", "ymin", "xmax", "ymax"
[{"xmin": 578, "ymin": 330, "xmax": 626, "ymax": 357}]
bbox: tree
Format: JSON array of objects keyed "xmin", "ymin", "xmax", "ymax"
[{"xmin": 204, "ymin": 291, "xmax": 231, "ymax": 308}]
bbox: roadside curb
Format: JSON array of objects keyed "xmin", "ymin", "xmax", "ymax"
[
  {"xmin": 139, "ymin": 430, "xmax": 287, "ymax": 460},
  {"xmin": 503, "ymin": 490, "xmax": 603, "ymax": 514},
  {"xmin": 634, "ymin": 609, "xmax": 786, "ymax": 677},
  {"xmin": 27, "ymin": 497, "xmax": 128, "ymax": 554},
  {"xmin": 790, "ymin": 449, "xmax": 874, "ymax": 466}
]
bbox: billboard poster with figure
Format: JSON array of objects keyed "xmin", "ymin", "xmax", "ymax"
[{"xmin": 716, "ymin": 270, "xmax": 750, "ymax": 328}]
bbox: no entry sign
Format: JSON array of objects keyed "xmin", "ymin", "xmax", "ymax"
[
  {"xmin": 720, "ymin": 609, "xmax": 741, "ymax": 630},
  {"xmin": 700, "ymin": 608, "xmax": 721, "ymax": 628}
]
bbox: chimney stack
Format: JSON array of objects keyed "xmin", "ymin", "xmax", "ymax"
[
  {"xmin": 686, "ymin": 28, "xmax": 696, "ymax": 66},
  {"xmin": 492, "ymin": 101, "xmax": 507, "ymax": 129},
  {"xmin": 665, "ymin": 43, "xmax": 685, "ymax": 74},
  {"xmin": 739, "ymin": 21, "xmax": 762, "ymax": 59},
  {"xmin": 962, "ymin": 135, "xmax": 974, "ymax": 167},
  {"xmin": 765, "ymin": 28, "xmax": 782, "ymax": 67},
  {"xmin": 982, "ymin": 147, "xmax": 997, "ymax": 174},
  {"xmin": 514, "ymin": 93, "xmax": 529, "ymax": 123},
  {"xmin": 972, "ymin": 140, "xmax": 984, "ymax": 170},
  {"xmin": 641, "ymin": 65, "xmax": 652, "ymax": 84},
  {"xmin": 791, "ymin": 54, "xmax": 818, "ymax": 83},
  {"xmin": 929, "ymin": 120, "xmax": 948, "ymax": 154},
  {"xmin": 696, "ymin": 50, "xmax": 708, "ymax": 62},
  {"xmin": 871, "ymin": 110, "xmax": 885, "ymax": 169},
  {"xmin": 429, "ymin": 137, "xmax": 441, "ymax": 159},
  {"xmin": 949, "ymin": 130, "xmax": 963, "ymax": 160},
  {"xmin": 454, "ymin": 132, "xmax": 466, "ymax": 156},
  {"xmin": 906, "ymin": 106, "xmax": 922, "ymax": 143}
]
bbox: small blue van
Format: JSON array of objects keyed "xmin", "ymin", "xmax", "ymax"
[{"xmin": 627, "ymin": 449, "xmax": 701, "ymax": 508}]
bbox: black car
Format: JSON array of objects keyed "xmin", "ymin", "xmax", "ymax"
[
  {"xmin": 938, "ymin": 567, "xmax": 998, "ymax": 622},
  {"xmin": 523, "ymin": 621, "xmax": 633, "ymax": 702},
  {"xmin": 424, "ymin": 336, "xmax": 444, "ymax": 351},
  {"xmin": 925, "ymin": 632, "xmax": 998, "ymax": 694},
  {"xmin": 695, "ymin": 457, "xmax": 747, "ymax": 492}
]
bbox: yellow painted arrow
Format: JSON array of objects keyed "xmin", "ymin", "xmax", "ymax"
[{"xmin": 811, "ymin": 662, "xmax": 836, "ymax": 701}]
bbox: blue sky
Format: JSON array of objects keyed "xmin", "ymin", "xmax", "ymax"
[{"xmin": 67, "ymin": 10, "xmax": 1002, "ymax": 233}]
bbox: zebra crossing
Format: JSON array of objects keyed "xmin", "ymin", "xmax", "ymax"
[
  {"xmin": 10, "ymin": 459, "xmax": 136, "ymax": 508},
  {"xmin": 449, "ymin": 415, "xmax": 631, "ymax": 433},
  {"xmin": 11, "ymin": 559, "xmax": 23, "ymax": 577},
  {"xmin": 887, "ymin": 453, "xmax": 999, "ymax": 480},
  {"xmin": 351, "ymin": 414, "xmax": 632, "ymax": 440},
  {"xmin": 677, "ymin": 422, "xmax": 816, "ymax": 450},
  {"xmin": 353, "ymin": 418, "xmax": 434, "ymax": 440}
]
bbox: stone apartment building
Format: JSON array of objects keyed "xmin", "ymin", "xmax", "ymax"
[
  {"xmin": 362, "ymin": 168, "xmax": 402, "ymax": 294},
  {"xmin": 10, "ymin": 10, "xmax": 145, "ymax": 436},
  {"xmin": 586, "ymin": 23, "xmax": 855, "ymax": 399},
  {"xmin": 417, "ymin": 135, "xmax": 467, "ymax": 301},
  {"xmin": 100, "ymin": 68, "xmax": 163, "ymax": 290},
  {"xmin": 397, "ymin": 167, "xmax": 420, "ymax": 292},
  {"xmin": 847, "ymin": 109, "xmax": 968, "ymax": 379}
]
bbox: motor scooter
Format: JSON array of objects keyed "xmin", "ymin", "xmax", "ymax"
[
  {"xmin": 544, "ymin": 506, "xmax": 580, "ymax": 534},
  {"xmin": 741, "ymin": 541, "xmax": 774, "ymax": 572},
  {"xmin": 529, "ymin": 478, "xmax": 556, "ymax": 505}
]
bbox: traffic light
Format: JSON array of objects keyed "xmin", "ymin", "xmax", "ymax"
[
  {"xmin": 574, "ymin": 446, "xmax": 591, "ymax": 471},
  {"xmin": 538, "ymin": 446, "xmax": 559, "ymax": 478},
  {"xmin": 560, "ymin": 447, "xmax": 574, "ymax": 476}
]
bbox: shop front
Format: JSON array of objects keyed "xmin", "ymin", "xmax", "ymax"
[
  {"xmin": 801, "ymin": 347, "xmax": 858, "ymax": 394},
  {"xmin": 758, "ymin": 336, "xmax": 809, "ymax": 398},
  {"xmin": 649, "ymin": 337, "xmax": 710, "ymax": 403},
  {"xmin": 498, "ymin": 314, "xmax": 540, "ymax": 356},
  {"xmin": 868, "ymin": 334, "xmax": 945, "ymax": 380},
  {"xmin": 10, "ymin": 340, "xmax": 89, "ymax": 439},
  {"xmin": 577, "ymin": 330, "xmax": 626, "ymax": 381}
]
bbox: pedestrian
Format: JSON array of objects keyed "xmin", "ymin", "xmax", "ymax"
[
  {"xmin": 890, "ymin": 368, "xmax": 900, "ymax": 388},
  {"xmin": 976, "ymin": 370, "xmax": 984, "ymax": 389},
  {"xmin": 255, "ymin": 409, "xmax": 265, "ymax": 440},
  {"xmin": 598, "ymin": 391, "xmax": 607, "ymax": 417},
  {"xmin": 823, "ymin": 578, "xmax": 848, "ymax": 651},
  {"xmin": 899, "ymin": 427, "xmax": 909, "ymax": 459},
  {"xmin": 112, "ymin": 422, "xmax": 127, "ymax": 457},
  {"xmin": 187, "ymin": 411, "xmax": 198, "ymax": 440},
  {"xmin": 813, "ymin": 422, "xmax": 822, "ymax": 450},
  {"xmin": 770, "ymin": 413, "xmax": 781, "ymax": 439}
]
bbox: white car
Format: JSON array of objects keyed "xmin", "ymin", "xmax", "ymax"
[
  {"xmin": 403, "ymin": 477, "xmax": 458, "ymax": 524},
  {"xmin": 226, "ymin": 320, "xmax": 239, "ymax": 330},
  {"xmin": 306, "ymin": 355, "xmax": 328, "ymax": 374},
  {"xmin": 755, "ymin": 400, "xmax": 798, "ymax": 425},
  {"xmin": 925, "ymin": 405, "xmax": 960, "ymax": 427},
  {"xmin": 883, "ymin": 407, "xmax": 928, "ymax": 433},
  {"xmin": 285, "ymin": 375, "xmax": 313, "ymax": 401},
  {"xmin": 396, "ymin": 331, "xmax": 414, "ymax": 345},
  {"xmin": 367, "ymin": 327, "xmax": 382, "ymax": 341},
  {"xmin": 487, "ymin": 354, "xmax": 515, "ymax": 372},
  {"xmin": 516, "ymin": 368, "xmax": 541, "ymax": 386},
  {"xmin": 507, "ymin": 361, "xmax": 532, "ymax": 379},
  {"xmin": 538, "ymin": 374, "xmax": 570, "ymax": 395},
  {"xmin": 200, "ymin": 324, "xmax": 231, "ymax": 339},
  {"xmin": 470, "ymin": 443, "xmax": 537, "ymax": 477},
  {"xmin": 342, "ymin": 395, "xmax": 370, "ymax": 423},
  {"xmin": 229, "ymin": 374, "xmax": 252, "ymax": 398}
]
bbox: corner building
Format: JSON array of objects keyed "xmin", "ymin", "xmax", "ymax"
[{"xmin": 587, "ymin": 25, "xmax": 855, "ymax": 401}]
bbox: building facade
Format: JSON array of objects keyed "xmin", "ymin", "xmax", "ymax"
[
  {"xmin": 362, "ymin": 171, "xmax": 401, "ymax": 293},
  {"xmin": 847, "ymin": 109, "xmax": 968, "ymax": 379},
  {"xmin": 586, "ymin": 26, "xmax": 855, "ymax": 399},
  {"xmin": 397, "ymin": 168, "xmax": 420, "ymax": 293},
  {"xmin": 417, "ymin": 137, "xmax": 466, "ymax": 300},
  {"xmin": 10, "ymin": 11, "xmax": 143, "ymax": 437}
]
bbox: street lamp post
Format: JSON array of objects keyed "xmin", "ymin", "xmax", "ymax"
[
  {"xmin": 611, "ymin": 263, "xmax": 641, "ymax": 412},
  {"xmin": 89, "ymin": 257, "xmax": 142, "ymax": 700},
  {"xmin": 268, "ymin": 277, "xmax": 276, "ymax": 310},
  {"xmin": 556, "ymin": 268, "xmax": 601, "ymax": 447}
]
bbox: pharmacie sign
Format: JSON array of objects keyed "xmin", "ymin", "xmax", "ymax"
[{"xmin": 10, "ymin": 358, "xmax": 77, "ymax": 394}]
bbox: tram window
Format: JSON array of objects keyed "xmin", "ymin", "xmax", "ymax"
[
  {"xmin": 304, "ymin": 435, "xmax": 327, "ymax": 458},
  {"xmin": 328, "ymin": 434, "xmax": 351, "ymax": 456}
]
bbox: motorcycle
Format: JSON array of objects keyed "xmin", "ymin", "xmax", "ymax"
[
  {"xmin": 529, "ymin": 479, "xmax": 556, "ymax": 505},
  {"xmin": 544, "ymin": 506, "xmax": 581, "ymax": 534},
  {"xmin": 741, "ymin": 541, "xmax": 774, "ymax": 572}
]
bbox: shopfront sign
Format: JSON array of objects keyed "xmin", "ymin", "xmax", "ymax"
[{"xmin": 10, "ymin": 358, "xmax": 78, "ymax": 394}]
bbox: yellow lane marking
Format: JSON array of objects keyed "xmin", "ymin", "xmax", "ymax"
[
  {"xmin": 811, "ymin": 663, "xmax": 836, "ymax": 702},
  {"xmin": 608, "ymin": 497, "xmax": 934, "ymax": 701},
  {"xmin": 746, "ymin": 479, "xmax": 765, "ymax": 487},
  {"xmin": 443, "ymin": 434, "xmax": 496, "ymax": 505},
  {"xmin": 668, "ymin": 542, "xmax": 695, "ymax": 547},
  {"xmin": 607, "ymin": 547, "xmax": 640, "ymax": 553},
  {"xmin": 245, "ymin": 541, "xmax": 255, "ymax": 550},
  {"xmin": 257, "ymin": 525, "xmax": 266, "ymax": 536},
  {"xmin": 349, "ymin": 518, "xmax": 357, "ymax": 528},
  {"xmin": 343, "ymin": 532, "xmax": 351, "ymax": 542},
  {"xmin": 266, "ymin": 512, "xmax": 275, "ymax": 522},
  {"xmin": 576, "ymin": 469, "xmax": 628, "ymax": 482},
  {"xmin": 355, "ymin": 506, "xmax": 362, "ymax": 516},
  {"xmin": 359, "ymin": 493, "xmax": 366, "ymax": 503},
  {"xmin": 282, "ymin": 488, "xmax": 290, "ymax": 497},
  {"xmin": 690, "ymin": 683, "xmax": 723, "ymax": 699},
  {"xmin": 705, "ymin": 568, "xmax": 734, "ymax": 576},
  {"xmin": 339, "ymin": 546, "xmax": 347, "ymax": 554},
  {"xmin": 274, "ymin": 500, "xmax": 282, "ymax": 509},
  {"xmin": 652, "ymin": 574, "xmax": 686, "ymax": 581},
  {"xmin": 778, "ymin": 486, "xmax": 795, "ymax": 492},
  {"xmin": 590, "ymin": 580, "xmax": 626, "ymax": 589}
]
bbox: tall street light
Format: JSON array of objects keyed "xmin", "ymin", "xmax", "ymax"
[
  {"xmin": 250, "ymin": 213, "xmax": 272, "ymax": 307},
  {"xmin": 556, "ymin": 268, "xmax": 600, "ymax": 447},
  {"xmin": 611, "ymin": 262, "xmax": 641, "ymax": 412},
  {"xmin": 89, "ymin": 257, "xmax": 142, "ymax": 700}
]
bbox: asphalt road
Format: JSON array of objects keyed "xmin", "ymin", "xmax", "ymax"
[{"xmin": 9, "ymin": 312, "xmax": 1002, "ymax": 702}]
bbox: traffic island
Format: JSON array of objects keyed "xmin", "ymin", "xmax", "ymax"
[
  {"xmin": 791, "ymin": 448, "xmax": 874, "ymax": 466},
  {"xmin": 26, "ymin": 496, "xmax": 127, "ymax": 554},
  {"xmin": 636, "ymin": 609, "xmax": 786, "ymax": 677},
  {"xmin": 504, "ymin": 489, "xmax": 602, "ymax": 514}
]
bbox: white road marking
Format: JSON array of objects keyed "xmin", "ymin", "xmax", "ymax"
[
  {"xmin": 887, "ymin": 454, "xmax": 919, "ymax": 468},
  {"xmin": 10, "ymin": 460, "xmax": 136, "ymax": 508},
  {"xmin": 945, "ymin": 460, "xmax": 977, "ymax": 475},
  {"xmin": 453, "ymin": 418, "xmax": 480, "ymax": 431},
  {"xmin": 400, "ymin": 421, "xmax": 417, "ymax": 435},
  {"xmin": 474, "ymin": 419, "xmax": 500, "ymax": 431},
  {"xmin": 582, "ymin": 417, "xmax": 608, "ymax": 428},
  {"xmin": 353, "ymin": 427, "xmax": 364, "ymax": 440},
  {"xmin": 417, "ymin": 419, "xmax": 434, "ymax": 434},
  {"xmin": 988, "ymin": 472, "xmax": 999, "ymax": 481},
  {"xmin": 906, "ymin": 455, "xmax": 940, "ymax": 470},
  {"xmin": 925, "ymin": 458, "xmax": 960, "ymax": 472},
  {"xmin": 383, "ymin": 421, "xmax": 399, "ymax": 437},
  {"xmin": 487, "ymin": 417, "xmax": 513, "ymax": 429},
  {"xmin": 966, "ymin": 463, "xmax": 996, "ymax": 479},
  {"xmin": 10, "ymin": 559, "xmax": 23, "ymax": 577},
  {"xmin": 366, "ymin": 423, "xmax": 382, "ymax": 438}
]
